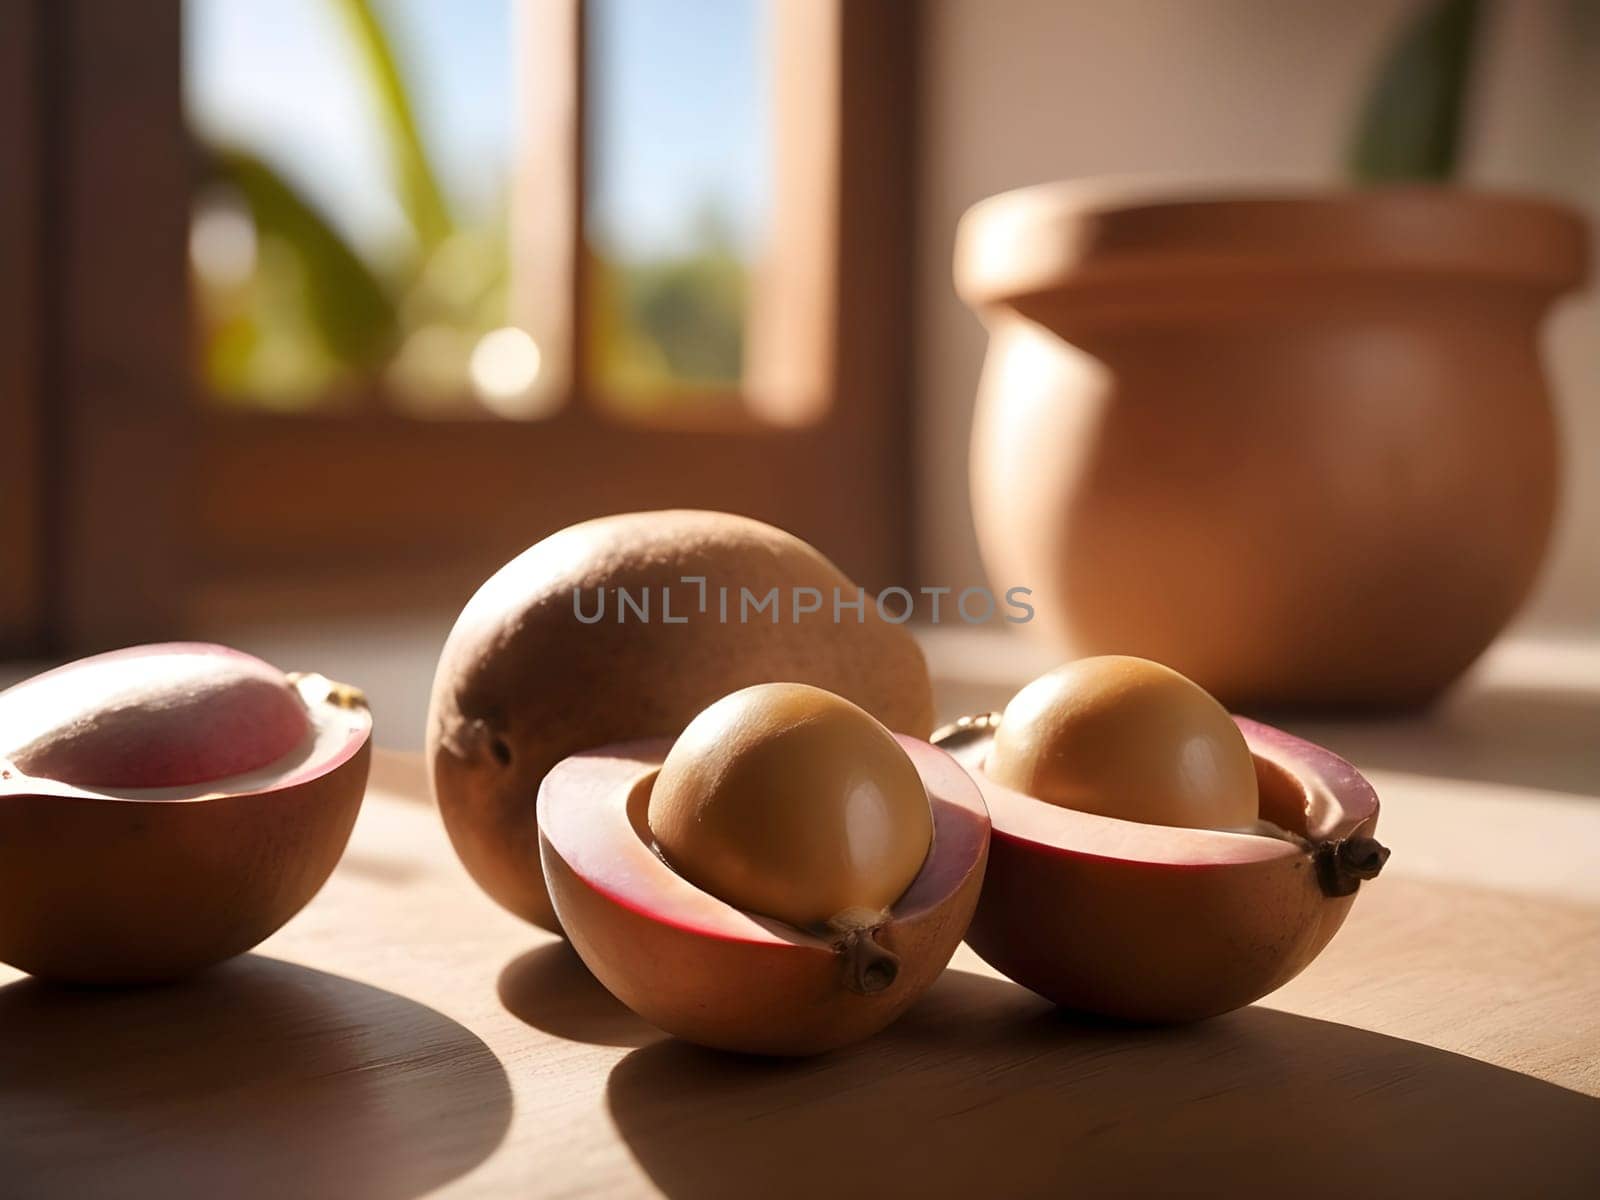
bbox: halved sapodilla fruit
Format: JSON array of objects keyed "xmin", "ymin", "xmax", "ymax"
[
  {"xmin": 0, "ymin": 643, "xmax": 372, "ymax": 984},
  {"xmin": 934, "ymin": 656, "xmax": 1388, "ymax": 1023},
  {"xmin": 539, "ymin": 684, "xmax": 990, "ymax": 1055}
]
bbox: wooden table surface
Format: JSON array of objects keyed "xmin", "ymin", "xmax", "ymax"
[{"xmin": 3, "ymin": 642, "xmax": 1598, "ymax": 1198}]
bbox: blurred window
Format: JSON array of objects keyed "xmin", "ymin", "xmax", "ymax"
[
  {"xmin": 586, "ymin": 0, "xmax": 769, "ymax": 418},
  {"xmin": 20, "ymin": 0, "xmax": 911, "ymax": 641},
  {"xmin": 185, "ymin": 0, "xmax": 778, "ymax": 424},
  {"xmin": 186, "ymin": 0, "xmax": 523, "ymax": 417}
]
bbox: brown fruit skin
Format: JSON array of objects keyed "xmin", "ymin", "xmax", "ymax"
[
  {"xmin": 0, "ymin": 649, "xmax": 372, "ymax": 985},
  {"xmin": 0, "ymin": 745, "xmax": 369, "ymax": 984},
  {"xmin": 945, "ymin": 716, "xmax": 1380, "ymax": 1023},
  {"xmin": 968, "ymin": 819, "xmax": 1342, "ymax": 1023},
  {"xmin": 427, "ymin": 510, "xmax": 935, "ymax": 932},
  {"xmin": 539, "ymin": 737, "xmax": 989, "ymax": 1055}
]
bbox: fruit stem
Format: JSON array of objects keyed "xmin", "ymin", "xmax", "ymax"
[
  {"xmin": 824, "ymin": 908, "xmax": 900, "ymax": 996},
  {"xmin": 287, "ymin": 672, "xmax": 369, "ymax": 711},
  {"xmin": 930, "ymin": 711, "xmax": 1003, "ymax": 751},
  {"xmin": 1315, "ymin": 834, "xmax": 1392, "ymax": 897}
]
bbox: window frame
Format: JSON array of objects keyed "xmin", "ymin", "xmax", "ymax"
[
  {"xmin": 5, "ymin": 0, "xmax": 191, "ymax": 654},
  {"xmin": 0, "ymin": 0, "xmax": 43, "ymax": 655},
  {"xmin": 7, "ymin": 0, "xmax": 919, "ymax": 650}
]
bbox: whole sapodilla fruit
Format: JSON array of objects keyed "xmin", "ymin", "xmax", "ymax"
[
  {"xmin": 427, "ymin": 510, "xmax": 935, "ymax": 932},
  {"xmin": 0, "ymin": 643, "xmax": 372, "ymax": 984},
  {"xmin": 937, "ymin": 655, "xmax": 1388, "ymax": 1022}
]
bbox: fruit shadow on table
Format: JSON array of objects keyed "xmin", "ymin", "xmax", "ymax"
[
  {"xmin": 0, "ymin": 956, "xmax": 513, "ymax": 1199},
  {"xmin": 499, "ymin": 938, "xmax": 659, "ymax": 1049},
  {"xmin": 1282, "ymin": 679, "xmax": 1600, "ymax": 800},
  {"xmin": 599, "ymin": 967, "xmax": 1600, "ymax": 1200}
]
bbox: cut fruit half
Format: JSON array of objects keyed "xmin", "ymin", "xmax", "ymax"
[
  {"xmin": 539, "ymin": 735, "xmax": 990, "ymax": 1055},
  {"xmin": 935, "ymin": 713, "xmax": 1385, "ymax": 1022},
  {"xmin": 0, "ymin": 643, "xmax": 372, "ymax": 984}
]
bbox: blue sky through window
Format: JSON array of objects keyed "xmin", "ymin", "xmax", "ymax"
[
  {"xmin": 588, "ymin": 0, "xmax": 769, "ymax": 260},
  {"xmin": 185, "ymin": 0, "xmax": 768, "ymax": 269}
]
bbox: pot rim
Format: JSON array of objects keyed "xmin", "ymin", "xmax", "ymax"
[{"xmin": 955, "ymin": 180, "xmax": 1590, "ymax": 311}]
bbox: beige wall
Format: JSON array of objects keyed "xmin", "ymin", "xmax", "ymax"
[{"xmin": 917, "ymin": 0, "xmax": 1600, "ymax": 632}]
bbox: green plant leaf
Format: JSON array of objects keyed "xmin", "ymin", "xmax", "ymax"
[
  {"xmin": 330, "ymin": 0, "xmax": 454, "ymax": 251},
  {"xmin": 206, "ymin": 146, "xmax": 398, "ymax": 367},
  {"xmin": 1347, "ymin": 0, "xmax": 1484, "ymax": 182}
]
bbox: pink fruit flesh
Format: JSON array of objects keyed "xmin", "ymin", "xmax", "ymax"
[
  {"xmin": 538, "ymin": 735, "xmax": 990, "ymax": 1054},
  {"xmin": 541, "ymin": 735, "xmax": 988, "ymax": 949},
  {"xmin": 963, "ymin": 717, "xmax": 1377, "ymax": 870},
  {"xmin": 0, "ymin": 644, "xmax": 311, "ymax": 789},
  {"xmin": 946, "ymin": 715, "xmax": 1382, "ymax": 1022}
]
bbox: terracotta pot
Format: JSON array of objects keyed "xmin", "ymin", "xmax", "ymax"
[{"xmin": 956, "ymin": 184, "xmax": 1588, "ymax": 709}]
